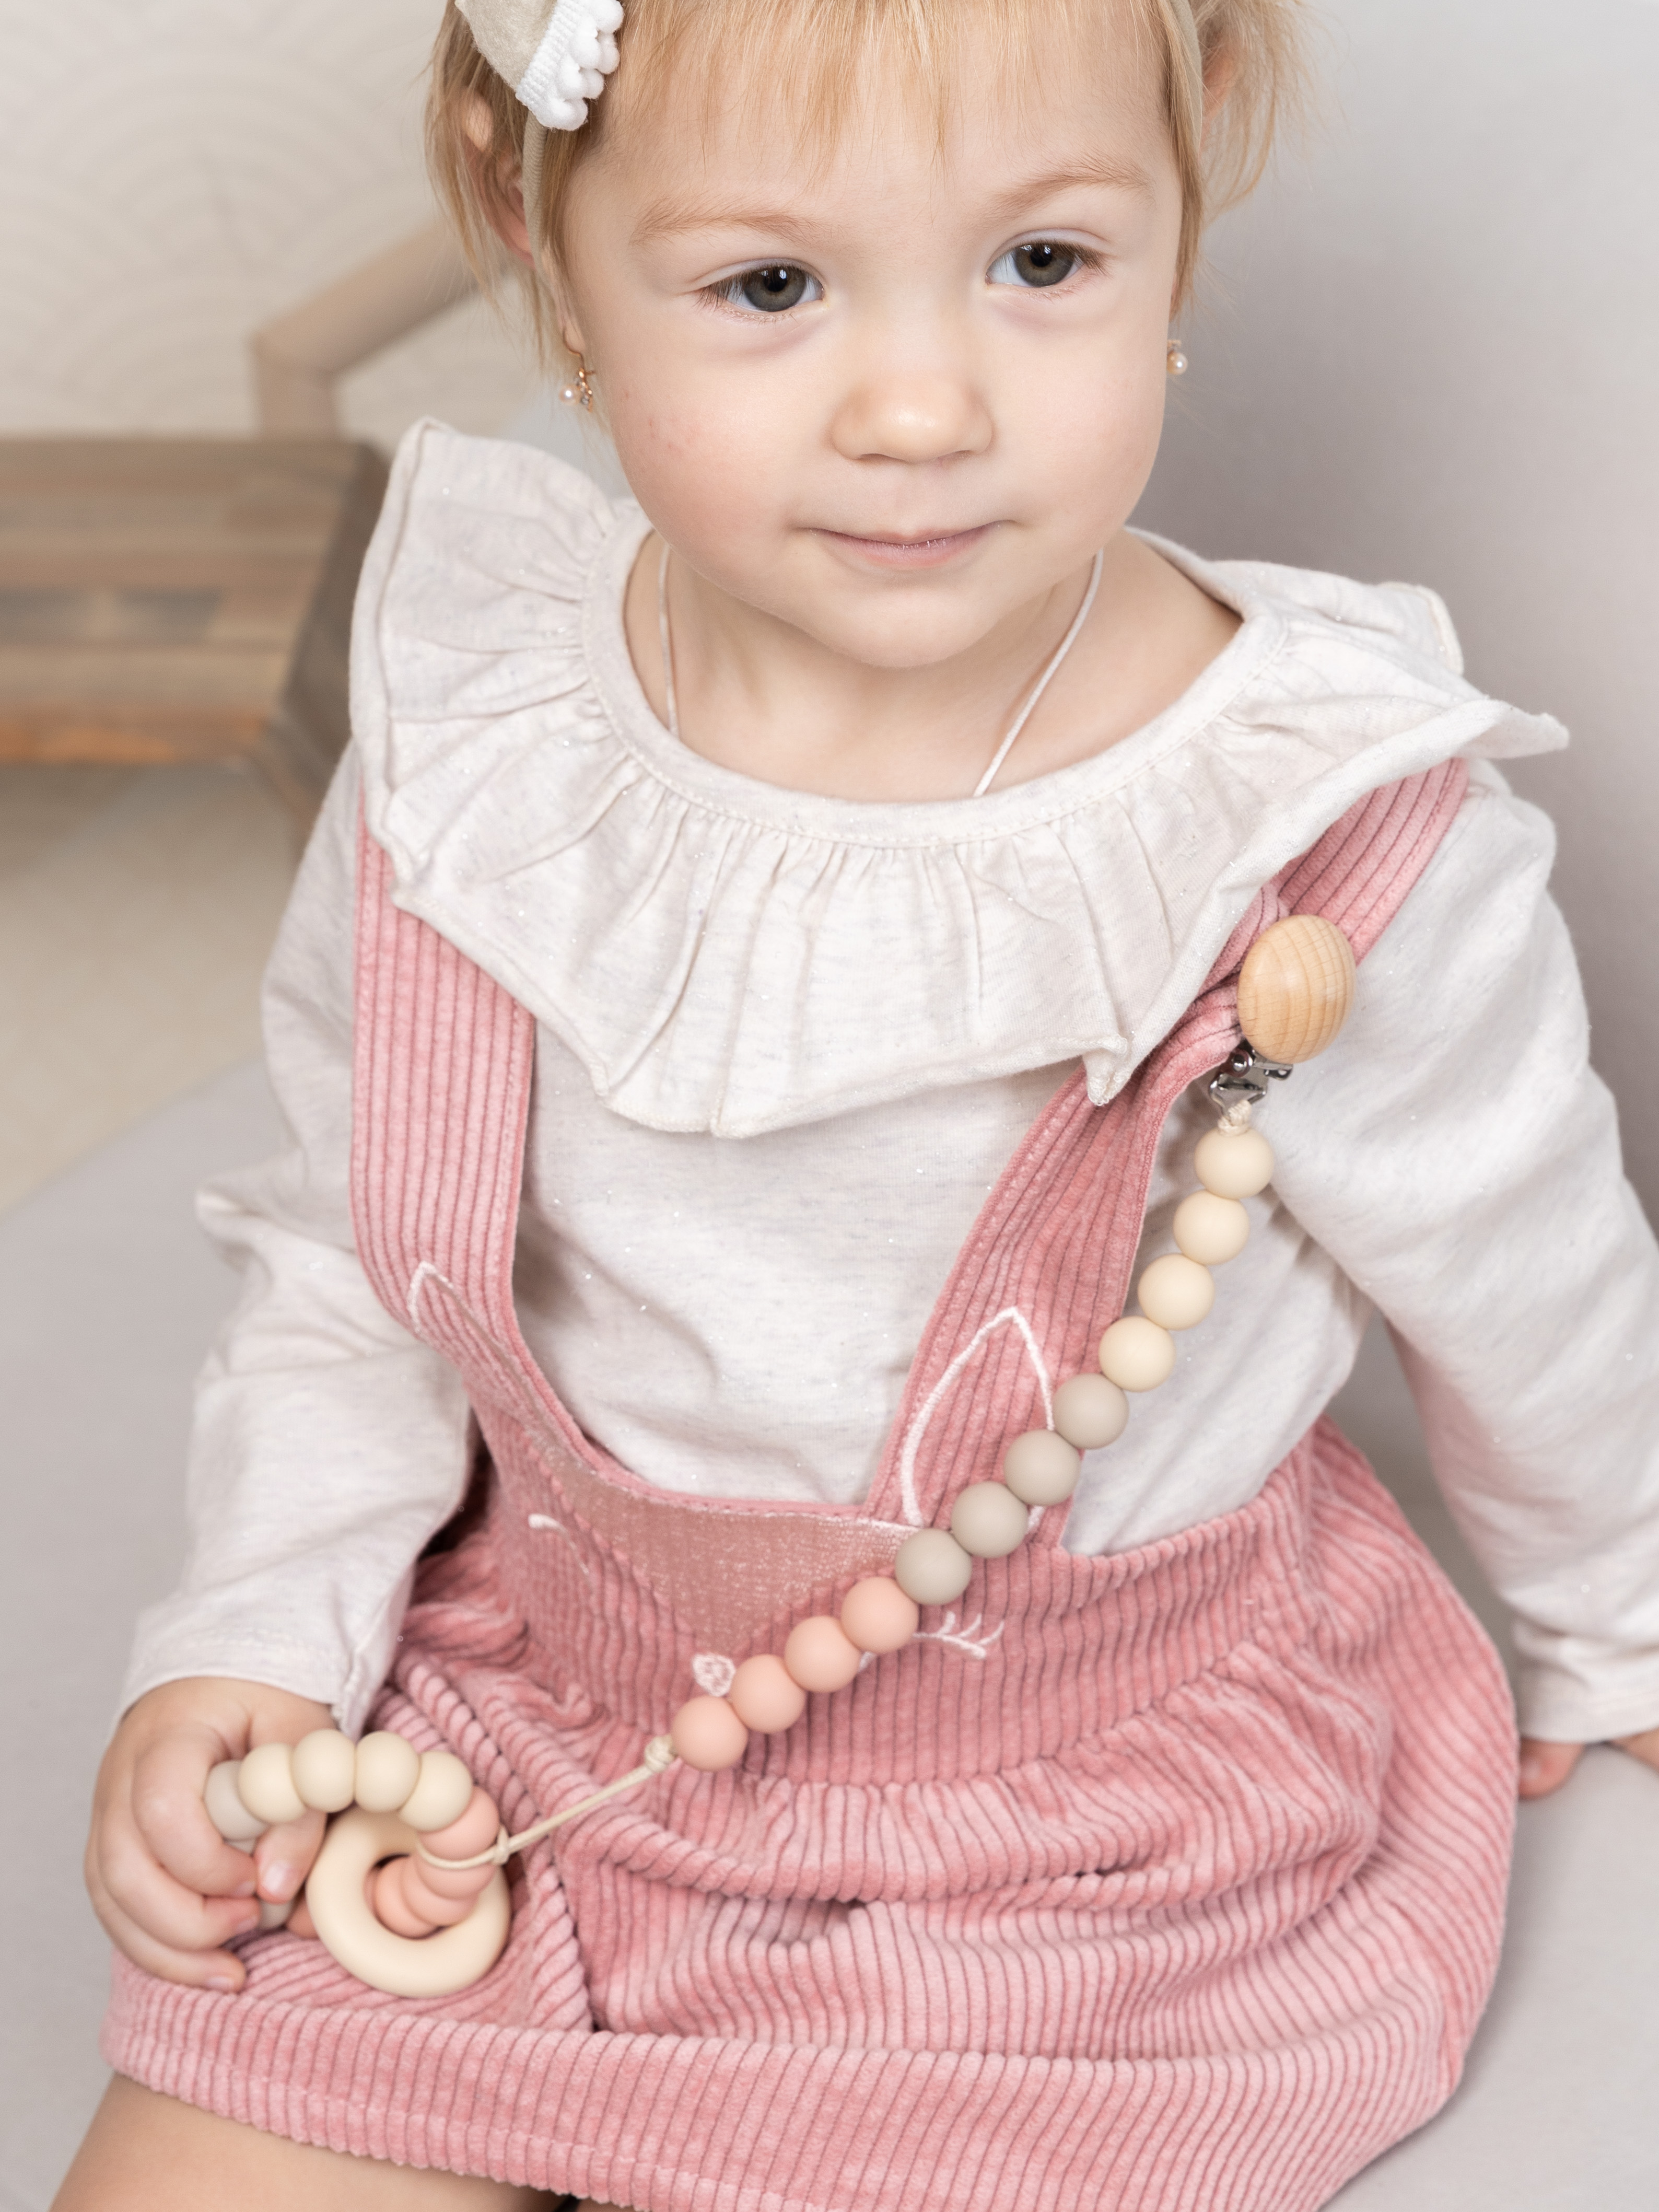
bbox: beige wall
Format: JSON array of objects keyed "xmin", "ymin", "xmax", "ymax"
[
  {"xmin": 0, "ymin": 0, "xmax": 534, "ymax": 445},
  {"xmin": 1136, "ymin": 0, "xmax": 1659, "ymax": 1214}
]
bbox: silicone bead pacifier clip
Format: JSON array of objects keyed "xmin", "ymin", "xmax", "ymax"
[{"xmin": 205, "ymin": 912, "xmax": 1356, "ymax": 1998}]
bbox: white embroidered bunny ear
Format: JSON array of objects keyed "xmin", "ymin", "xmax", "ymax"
[{"xmin": 459, "ymin": 0, "xmax": 625, "ymax": 131}]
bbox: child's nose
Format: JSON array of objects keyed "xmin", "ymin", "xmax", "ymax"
[{"xmin": 829, "ymin": 372, "xmax": 993, "ymax": 465}]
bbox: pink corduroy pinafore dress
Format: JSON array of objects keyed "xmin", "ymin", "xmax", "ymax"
[{"xmin": 106, "ymin": 759, "xmax": 1516, "ymax": 2212}]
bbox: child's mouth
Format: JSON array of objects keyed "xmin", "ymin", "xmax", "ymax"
[{"xmin": 814, "ymin": 523, "xmax": 995, "ymax": 571}]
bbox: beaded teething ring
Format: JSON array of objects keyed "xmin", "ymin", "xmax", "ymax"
[
  {"xmin": 205, "ymin": 1725, "xmax": 679, "ymax": 1997},
  {"xmin": 203, "ymin": 913, "xmax": 1354, "ymax": 1998}
]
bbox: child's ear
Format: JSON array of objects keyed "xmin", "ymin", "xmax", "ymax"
[
  {"xmin": 455, "ymin": 94, "xmax": 538, "ymax": 270},
  {"xmin": 493, "ymin": 182, "xmax": 536, "ymax": 270},
  {"xmin": 1201, "ymin": 41, "xmax": 1239, "ymax": 147}
]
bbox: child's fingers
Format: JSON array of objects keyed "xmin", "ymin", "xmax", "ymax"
[
  {"xmin": 252, "ymin": 1807, "xmax": 326, "ymax": 1904},
  {"xmin": 1517, "ymin": 1737, "xmax": 1583, "ymax": 1798},
  {"xmin": 94, "ymin": 1809, "xmax": 264, "ymax": 1958},
  {"xmin": 89, "ymin": 1878, "xmax": 254, "ymax": 1992},
  {"xmin": 128, "ymin": 1732, "xmax": 266, "ymax": 1897},
  {"xmin": 1612, "ymin": 1721, "xmax": 1659, "ymax": 1775}
]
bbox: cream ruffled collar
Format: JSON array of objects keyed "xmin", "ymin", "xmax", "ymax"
[{"xmin": 349, "ymin": 420, "xmax": 1565, "ymax": 1138}]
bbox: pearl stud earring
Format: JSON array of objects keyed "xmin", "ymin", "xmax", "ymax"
[{"xmin": 1166, "ymin": 340, "xmax": 1189, "ymax": 377}]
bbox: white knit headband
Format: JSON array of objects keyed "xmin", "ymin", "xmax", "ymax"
[{"xmin": 459, "ymin": 0, "xmax": 625, "ymax": 133}]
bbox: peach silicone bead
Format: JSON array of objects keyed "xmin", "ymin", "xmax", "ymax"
[
  {"xmin": 291, "ymin": 1727, "xmax": 358, "ymax": 1813},
  {"xmin": 1194, "ymin": 1126, "xmax": 1275, "ymax": 1200},
  {"xmin": 1137, "ymin": 1253, "xmax": 1216, "ymax": 1331},
  {"xmin": 417, "ymin": 1787, "xmax": 501, "ymax": 1883},
  {"xmin": 1173, "ymin": 1190, "xmax": 1251, "ymax": 1266},
  {"xmin": 840, "ymin": 1576, "xmax": 920, "ymax": 1654},
  {"xmin": 784, "ymin": 1614, "xmax": 864, "ymax": 1692},
  {"xmin": 396, "ymin": 1855, "xmax": 481, "ymax": 1927},
  {"xmin": 237, "ymin": 1741, "xmax": 305, "ymax": 1826},
  {"xmin": 1002, "ymin": 1428, "xmax": 1082, "ymax": 1506},
  {"xmin": 371, "ymin": 1859, "xmax": 440, "ymax": 1939},
  {"xmin": 1099, "ymin": 1315, "xmax": 1176, "ymax": 1391},
  {"xmin": 671, "ymin": 1694, "xmax": 751, "ymax": 1771},
  {"xmin": 728, "ymin": 1653, "xmax": 809, "ymax": 1732},
  {"xmin": 894, "ymin": 1528, "xmax": 974, "ymax": 1605},
  {"xmin": 1052, "ymin": 1373, "xmax": 1130, "ymax": 1450},
  {"xmin": 950, "ymin": 1481, "xmax": 1029, "ymax": 1559},
  {"xmin": 354, "ymin": 1731, "xmax": 422, "ymax": 1812}
]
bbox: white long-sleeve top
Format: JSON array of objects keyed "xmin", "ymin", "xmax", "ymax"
[{"xmin": 123, "ymin": 424, "xmax": 1659, "ymax": 1745}]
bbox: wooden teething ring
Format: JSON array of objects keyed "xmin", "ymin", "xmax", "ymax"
[
  {"xmin": 203, "ymin": 1729, "xmax": 514, "ymax": 1998},
  {"xmin": 305, "ymin": 1808, "xmax": 511, "ymax": 1998},
  {"xmin": 203, "ymin": 1726, "xmax": 675, "ymax": 1996}
]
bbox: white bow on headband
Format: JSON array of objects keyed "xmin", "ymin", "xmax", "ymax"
[{"xmin": 459, "ymin": 0, "xmax": 625, "ymax": 132}]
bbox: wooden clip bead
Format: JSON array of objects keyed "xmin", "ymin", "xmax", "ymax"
[{"xmin": 1236, "ymin": 915, "xmax": 1357, "ymax": 1066}]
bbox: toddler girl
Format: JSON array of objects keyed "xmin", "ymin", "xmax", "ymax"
[{"xmin": 59, "ymin": 1, "xmax": 1659, "ymax": 2208}]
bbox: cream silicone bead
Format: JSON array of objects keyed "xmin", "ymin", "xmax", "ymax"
[
  {"xmin": 1194, "ymin": 1126, "xmax": 1274, "ymax": 1200},
  {"xmin": 1002, "ymin": 1428, "xmax": 1081, "ymax": 1506},
  {"xmin": 399, "ymin": 1749, "xmax": 477, "ymax": 1834},
  {"xmin": 204, "ymin": 1759, "xmax": 266, "ymax": 1843},
  {"xmin": 950, "ymin": 1481, "xmax": 1030, "ymax": 1559},
  {"xmin": 290, "ymin": 1728, "xmax": 358, "ymax": 1813},
  {"xmin": 670, "ymin": 1695, "xmax": 750, "ymax": 1771},
  {"xmin": 1137, "ymin": 1253, "xmax": 1216, "ymax": 1331},
  {"xmin": 236, "ymin": 1741, "xmax": 306, "ymax": 1826},
  {"xmin": 1099, "ymin": 1315, "xmax": 1176, "ymax": 1391},
  {"xmin": 1173, "ymin": 1190, "xmax": 1251, "ymax": 1266},
  {"xmin": 354, "ymin": 1730, "xmax": 422, "ymax": 1812},
  {"xmin": 839, "ymin": 1576, "xmax": 920, "ymax": 1654},
  {"xmin": 1051, "ymin": 1373, "xmax": 1129, "ymax": 1450},
  {"xmin": 728, "ymin": 1653, "xmax": 809, "ymax": 1732},
  {"xmin": 894, "ymin": 1527, "xmax": 974, "ymax": 1606},
  {"xmin": 201, "ymin": 1760, "xmax": 291, "ymax": 1928},
  {"xmin": 784, "ymin": 1614, "xmax": 864, "ymax": 1692}
]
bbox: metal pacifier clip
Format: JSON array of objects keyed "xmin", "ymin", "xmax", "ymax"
[{"xmin": 203, "ymin": 912, "xmax": 1356, "ymax": 1997}]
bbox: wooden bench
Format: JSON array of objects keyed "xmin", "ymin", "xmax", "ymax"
[{"xmin": 0, "ymin": 437, "xmax": 389, "ymax": 822}]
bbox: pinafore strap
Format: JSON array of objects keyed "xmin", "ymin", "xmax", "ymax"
[{"xmin": 351, "ymin": 762, "xmax": 1468, "ymax": 1632}]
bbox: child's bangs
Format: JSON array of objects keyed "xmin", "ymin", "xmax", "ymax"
[
  {"xmin": 606, "ymin": 0, "xmax": 1093, "ymax": 157},
  {"xmin": 428, "ymin": 0, "xmax": 1310, "ymax": 349}
]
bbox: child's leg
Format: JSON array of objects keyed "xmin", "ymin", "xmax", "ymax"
[{"xmin": 52, "ymin": 2076, "xmax": 563, "ymax": 2211}]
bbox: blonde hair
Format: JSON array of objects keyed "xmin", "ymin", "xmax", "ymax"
[{"xmin": 428, "ymin": 0, "xmax": 1309, "ymax": 360}]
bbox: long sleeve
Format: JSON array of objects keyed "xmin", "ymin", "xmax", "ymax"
[
  {"xmin": 1270, "ymin": 764, "xmax": 1659, "ymax": 1742},
  {"xmin": 121, "ymin": 753, "xmax": 473, "ymax": 1734}
]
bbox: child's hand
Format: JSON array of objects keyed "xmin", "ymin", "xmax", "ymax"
[
  {"xmin": 86, "ymin": 1676, "xmax": 334, "ymax": 1991},
  {"xmin": 1518, "ymin": 1725, "xmax": 1659, "ymax": 1799}
]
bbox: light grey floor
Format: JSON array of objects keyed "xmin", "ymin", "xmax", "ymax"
[{"xmin": 2, "ymin": 1062, "xmax": 1656, "ymax": 2209}]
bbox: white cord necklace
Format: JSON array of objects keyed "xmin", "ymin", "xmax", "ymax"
[{"xmin": 655, "ymin": 542, "xmax": 1105, "ymax": 798}]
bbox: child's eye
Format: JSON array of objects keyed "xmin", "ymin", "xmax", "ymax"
[
  {"xmin": 987, "ymin": 242, "xmax": 1090, "ymax": 290},
  {"xmin": 711, "ymin": 264, "xmax": 823, "ymax": 314}
]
